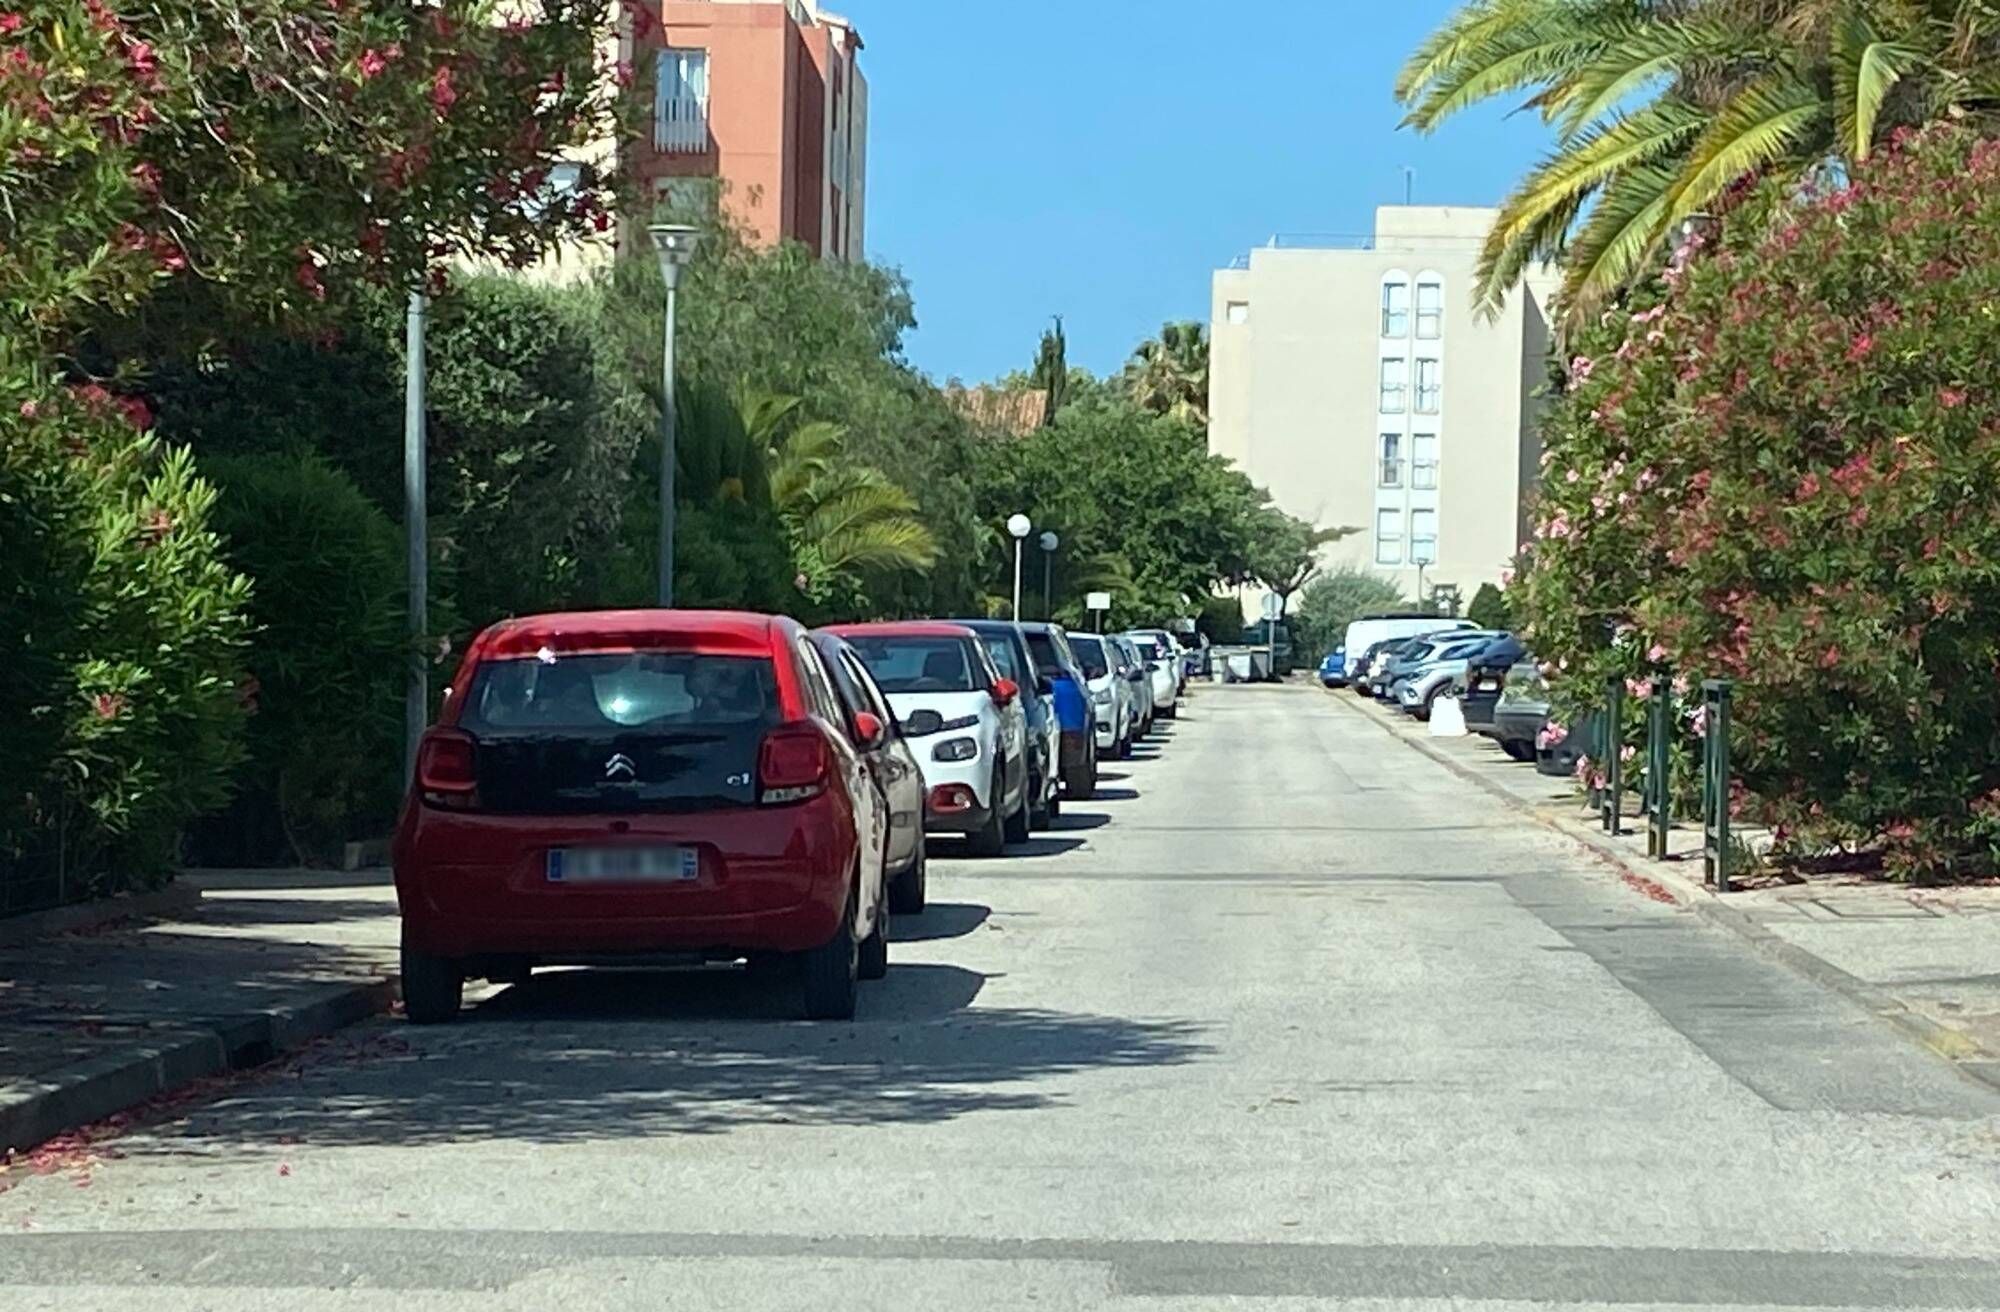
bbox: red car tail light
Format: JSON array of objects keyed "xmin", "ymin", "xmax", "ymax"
[
  {"xmin": 417, "ymin": 729, "xmax": 479, "ymax": 809},
  {"xmin": 758, "ymin": 724, "xmax": 831, "ymax": 805}
]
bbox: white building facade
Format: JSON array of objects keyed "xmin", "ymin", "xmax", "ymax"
[{"xmin": 1210, "ymin": 206, "xmax": 1556, "ymax": 611}]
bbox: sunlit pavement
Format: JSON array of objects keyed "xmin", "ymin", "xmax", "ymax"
[{"xmin": 4, "ymin": 684, "xmax": 2000, "ymax": 1310}]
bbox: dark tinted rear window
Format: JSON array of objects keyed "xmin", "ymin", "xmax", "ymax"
[
  {"xmin": 846, "ymin": 636, "xmax": 979, "ymax": 693},
  {"xmin": 1069, "ymin": 635, "xmax": 1109, "ymax": 679},
  {"xmin": 463, "ymin": 654, "xmax": 778, "ymax": 732},
  {"xmin": 1024, "ymin": 630, "xmax": 1062, "ymax": 673},
  {"xmin": 459, "ymin": 653, "xmax": 778, "ymax": 815}
]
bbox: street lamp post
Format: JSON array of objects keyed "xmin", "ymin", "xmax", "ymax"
[
  {"xmin": 1007, "ymin": 513, "xmax": 1032, "ymax": 619},
  {"xmin": 1038, "ymin": 530, "xmax": 1059, "ymax": 618},
  {"xmin": 403, "ymin": 291, "xmax": 428, "ymax": 784},
  {"xmin": 648, "ymin": 223, "xmax": 702, "ymax": 607}
]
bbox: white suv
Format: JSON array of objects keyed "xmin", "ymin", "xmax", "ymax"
[
  {"xmin": 1125, "ymin": 630, "xmax": 1181, "ymax": 721},
  {"xmin": 831, "ymin": 622, "xmax": 1031, "ymax": 857}
]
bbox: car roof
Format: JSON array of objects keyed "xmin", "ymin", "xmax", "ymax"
[
  {"xmin": 473, "ymin": 609, "xmax": 789, "ymax": 660},
  {"xmin": 946, "ymin": 618, "xmax": 1026, "ymax": 638},
  {"xmin": 822, "ymin": 621, "xmax": 979, "ymax": 641},
  {"xmin": 1015, "ymin": 621, "xmax": 1064, "ymax": 635}
]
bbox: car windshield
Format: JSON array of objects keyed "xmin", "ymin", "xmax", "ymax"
[
  {"xmin": 1129, "ymin": 637, "xmax": 1161, "ymax": 661},
  {"xmin": 462, "ymin": 653, "xmax": 778, "ymax": 733},
  {"xmin": 978, "ymin": 633, "xmax": 1025, "ymax": 683},
  {"xmin": 1069, "ymin": 635, "xmax": 1110, "ymax": 679},
  {"xmin": 846, "ymin": 635, "xmax": 978, "ymax": 693}
]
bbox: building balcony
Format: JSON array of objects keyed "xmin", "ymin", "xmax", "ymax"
[{"xmin": 654, "ymin": 95, "xmax": 709, "ymax": 154}]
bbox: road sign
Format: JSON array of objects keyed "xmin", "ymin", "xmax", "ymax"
[
  {"xmin": 1085, "ymin": 591, "xmax": 1112, "ymax": 612},
  {"xmin": 1259, "ymin": 593, "xmax": 1283, "ymax": 622}
]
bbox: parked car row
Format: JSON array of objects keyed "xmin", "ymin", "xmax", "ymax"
[
  {"xmin": 393, "ymin": 608, "xmax": 1187, "ymax": 1027},
  {"xmin": 1318, "ymin": 610, "xmax": 1584, "ymax": 778}
]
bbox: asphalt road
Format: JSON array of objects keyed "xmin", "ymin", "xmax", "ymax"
[{"xmin": 5, "ymin": 683, "xmax": 2000, "ymax": 1310}]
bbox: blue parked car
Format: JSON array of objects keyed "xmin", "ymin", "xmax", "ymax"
[
  {"xmin": 1318, "ymin": 648, "xmax": 1347, "ymax": 688},
  {"xmin": 1018, "ymin": 622, "xmax": 1099, "ymax": 801}
]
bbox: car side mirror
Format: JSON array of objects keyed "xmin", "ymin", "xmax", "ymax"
[
  {"xmin": 991, "ymin": 676, "xmax": 1019, "ymax": 706},
  {"xmin": 1036, "ymin": 676, "xmax": 1055, "ymax": 697},
  {"xmin": 901, "ymin": 709, "xmax": 943, "ymax": 736},
  {"xmin": 852, "ymin": 710, "xmax": 886, "ymax": 750}
]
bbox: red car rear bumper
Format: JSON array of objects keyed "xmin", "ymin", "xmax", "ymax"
[{"xmin": 393, "ymin": 799, "xmax": 854, "ymax": 959}]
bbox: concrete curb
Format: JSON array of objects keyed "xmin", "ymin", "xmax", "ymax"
[
  {"xmin": 1330, "ymin": 690, "xmax": 2000, "ymax": 1095},
  {"xmin": 0, "ymin": 883, "xmax": 201, "ymax": 949},
  {"xmin": 0, "ymin": 977, "xmax": 398, "ymax": 1156}
]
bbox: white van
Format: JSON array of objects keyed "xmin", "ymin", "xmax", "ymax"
[{"xmin": 1341, "ymin": 614, "xmax": 1479, "ymax": 692}]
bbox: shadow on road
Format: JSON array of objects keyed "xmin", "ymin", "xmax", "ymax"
[
  {"xmin": 1087, "ymin": 787, "xmax": 1140, "ymax": 803},
  {"xmin": 127, "ymin": 961, "xmax": 1209, "ymax": 1148},
  {"xmin": 1050, "ymin": 811, "xmax": 1110, "ymax": 832},
  {"xmin": 890, "ymin": 902, "xmax": 990, "ymax": 942}
]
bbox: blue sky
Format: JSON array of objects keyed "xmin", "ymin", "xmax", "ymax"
[{"xmin": 857, "ymin": 0, "xmax": 1555, "ymax": 383}]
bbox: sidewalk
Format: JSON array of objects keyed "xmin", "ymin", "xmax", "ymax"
[
  {"xmin": 1333, "ymin": 689, "xmax": 2000, "ymax": 1094},
  {"xmin": 0, "ymin": 870, "xmax": 399, "ymax": 1158}
]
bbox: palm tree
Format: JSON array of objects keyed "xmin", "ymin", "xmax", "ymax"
[
  {"xmin": 1123, "ymin": 321, "xmax": 1210, "ymax": 428},
  {"xmin": 1398, "ymin": 0, "xmax": 2000, "ymax": 316},
  {"xmin": 738, "ymin": 387, "xmax": 940, "ymax": 577}
]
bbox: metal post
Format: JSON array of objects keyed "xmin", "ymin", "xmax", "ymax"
[
  {"xmin": 1601, "ymin": 675, "xmax": 1624, "ymax": 835},
  {"xmin": 656, "ymin": 273, "xmax": 680, "ymax": 607},
  {"xmin": 1703, "ymin": 679, "xmax": 1734, "ymax": 891},
  {"xmin": 1647, "ymin": 670, "xmax": 1673, "ymax": 859},
  {"xmin": 1042, "ymin": 551, "xmax": 1053, "ymax": 619},
  {"xmin": 403, "ymin": 291, "xmax": 428, "ymax": 784},
  {"xmin": 1011, "ymin": 539, "xmax": 1024, "ymax": 620}
]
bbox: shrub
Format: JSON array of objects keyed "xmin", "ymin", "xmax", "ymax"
[
  {"xmin": 1520, "ymin": 127, "xmax": 2000, "ymax": 879},
  {"xmin": 194, "ymin": 452, "xmax": 407, "ymax": 865},
  {"xmin": 1293, "ymin": 568, "xmax": 1409, "ymax": 656},
  {"xmin": 1, "ymin": 379, "xmax": 251, "ymax": 906},
  {"xmin": 1466, "ymin": 583, "xmax": 1513, "ymax": 631}
]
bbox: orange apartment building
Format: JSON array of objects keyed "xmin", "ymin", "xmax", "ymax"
[{"xmin": 633, "ymin": 0, "xmax": 868, "ymax": 261}]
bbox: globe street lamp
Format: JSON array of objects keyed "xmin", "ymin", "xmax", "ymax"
[
  {"xmin": 648, "ymin": 223, "xmax": 701, "ymax": 606},
  {"xmin": 1007, "ymin": 513, "xmax": 1032, "ymax": 620},
  {"xmin": 1038, "ymin": 530, "xmax": 1059, "ymax": 619}
]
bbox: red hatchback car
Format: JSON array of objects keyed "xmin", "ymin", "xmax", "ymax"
[{"xmin": 393, "ymin": 610, "xmax": 891, "ymax": 1023}]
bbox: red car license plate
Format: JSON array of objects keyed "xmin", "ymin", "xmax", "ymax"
[{"xmin": 546, "ymin": 846, "xmax": 698, "ymax": 884}]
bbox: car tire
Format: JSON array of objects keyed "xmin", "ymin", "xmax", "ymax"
[
  {"xmin": 799, "ymin": 885, "xmax": 859, "ymax": 1020},
  {"xmin": 1070, "ymin": 744, "xmax": 1098, "ymax": 801},
  {"xmin": 888, "ymin": 832, "xmax": 927, "ymax": 913},
  {"xmin": 858, "ymin": 891, "xmax": 888, "ymax": 983},
  {"xmin": 1029, "ymin": 769, "xmax": 1052, "ymax": 831},
  {"xmin": 1003, "ymin": 778, "xmax": 1032, "ymax": 845},
  {"xmin": 1160, "ymin": 701, "xmax": 1178, "ymax": 721},
  {"xmin": 401, "ymin": 940, "xmax": 464, "ymax": 1025},
  {"xmin": 1502, "ymin": 740, "xmax": 1536, "ymax": 763},
  {"xmin": 969, "ymin": 767, "xmax": 1008, "ymax": 857}
]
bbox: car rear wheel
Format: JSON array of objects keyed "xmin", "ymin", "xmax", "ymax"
[
  {"xmin": 799, "ymin": 885, "xmax": 859, "ymax": 1020},
  {"xmin": 1160, "ymin": 701, "xmax": 1177, "ymax": 720},
  {"xmin": 858, "ymin": 892, "xmax": 889, "ymax": 983},
  {"xmin": 401, "ymin": 939, "xmax": 464, "ymax": 1025},
  {"xmin": 1502, "ymin": 739, "xmax": 1536, "ymax": 762},
  {"xmin": 888, "ymin": 832, "xmax": 928, "ymax": 913},
  {"xmin": 1069, "ymin": 743, "xmax": 1098, "ymax": 801},
  {"xmin": 969, "ymin": 767, "xmax": 1007, "ymax": 857},
  {"xmin": 1003, "ymin": 770, "xmax": 1032, "ymax": 845},
  {"xmin": 1029, "ymin": 769, "xmax": 1052, "ymax": 831}
]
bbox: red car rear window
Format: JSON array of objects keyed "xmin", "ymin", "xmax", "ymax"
[{"xmin": 462, "ymin": 654, "xmax": 779, "ymax": 734}]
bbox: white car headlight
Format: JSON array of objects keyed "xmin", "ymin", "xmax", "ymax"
[
  {"xmin": 1092, "ymin": 688, "xmax": 1112, "ymax": 705},
  {"xmin": 933, "ymin": 737, "xmax": 978, "ymax": 763}
]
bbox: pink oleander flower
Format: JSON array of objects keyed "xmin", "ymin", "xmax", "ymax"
[{"xmin": 1647, "ymin": 643, "xmax": 1667, "ymax": 664}]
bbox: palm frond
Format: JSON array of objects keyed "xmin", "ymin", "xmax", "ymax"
[
  {"xmin": 1557, "ymin": 19, "xmax": 1767, "ymax": 140},
  {"xmin": 1660, "ymin": 71, "xmax": 1829, "ymax": 229},
  {"xmin": 1557, "ymin": 161, "xmax": 1680, "ymax": 312},
  {"xmin": 1395, "ymin": 0, "xmax": 1553, "ymax": 104},
  {"xmin": 1831, "ymin": 11, "xmax": 1928, "ymax": 158},
  {"xmin": 1404, "ymin": 15, "xmax": 1610, "ymax": 133}
]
